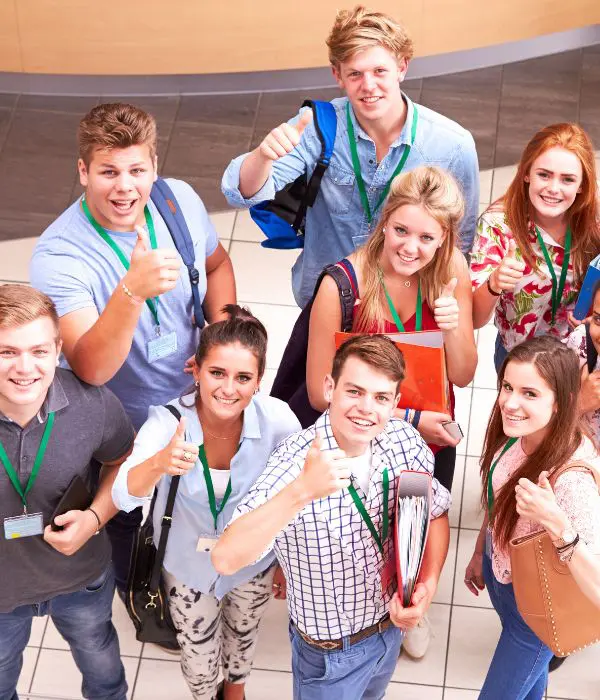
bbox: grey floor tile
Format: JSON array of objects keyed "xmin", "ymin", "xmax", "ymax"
[
  {"xmin": 579, "ymin": 44, "xmax": 600, "ymax": 148},
  {"xmin": 0, "ymin": 210, "xmax": 54, "ymax": 242},
  {"xmin": 177, "ymin": 92, "xmax": 259, "ymax": 127},
  {"xmin": 0, "ymin": 108, "xmax": 14, "ymax": 152},
  {"xmin": 17, "ymin": 94, "xmax": 99, "ymax": 115},
  {"xmin": 495, "ymin": 51, "xmax": 582, "ymax": 168},
  {"xmin": 99, "ymin": 95, "xmax": 181, "ymax": 131},
  {"xmin": 420, "ymin": 66, "xmax": 502, "ymax": 170},
  {"xmin": 402, "ymin": 77, "xmax": 423, "ymax": 104},
  {"xmin": 0, "ymin": 93, "xmax": 18, "ymax": 110}
]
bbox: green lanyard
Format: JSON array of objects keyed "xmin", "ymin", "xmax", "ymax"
[
  {"xmin": 81, "ymin": 198, "xmax": 160, "ymax": 328},
  {"xmin": 198, "ymin": 444, "xmax": 232, "ymax": 532},
  {"xmin": 0, "ymin": 412, "xmax": 55, "ymax": 513},
  {"xmin": 380, "ymin": 271, "xmax": 422, "ymax": 332},
  {"xmin": 346, "ymin": 102, "xmax": 418, "ymax": 223},
  {"xmin": 347, "ymin": 468, "xmax": 389, "ymax": 555},
  {"xmin": 535, "ymin": 226, "xmax": 571, "ymax": 326},
  {"xmin": 487, "ymin": 437, "xmax": 517, "ymax": 518}
]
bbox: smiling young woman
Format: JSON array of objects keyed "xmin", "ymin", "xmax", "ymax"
[{"xmin": 470, "ymin": 123, "xmax": 600, "ymax": 371}]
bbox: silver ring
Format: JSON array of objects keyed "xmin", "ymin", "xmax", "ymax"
[
  {"xmin": 183, "ymin": 450, "xmax": 193, "ymax": 462},
  {"xmin": 273, "ymin": 583, "xmax": 281, "ymax": 590}
]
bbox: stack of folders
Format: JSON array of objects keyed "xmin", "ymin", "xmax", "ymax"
[
  {"xmin": 573, "ymin": 253, "xmax": 600, "ymax": 320},
  {"xmin": 395, "ymin": 471, "xmax": 432, "ymax": 606}
]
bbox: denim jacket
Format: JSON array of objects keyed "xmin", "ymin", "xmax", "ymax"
[{"xmin": 222, "ymin": 93, "xmax": 479, "ymax": 307}]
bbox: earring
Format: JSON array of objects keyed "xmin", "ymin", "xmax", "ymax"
[
  {"xmin": 254, "ymin": 388, "xmax": 259, "ymax": 395},
  {"xmin": 194, "ymin": 381, "xmax": 199, "ymax": 387},
  {"xmin": 382, "ymin": 227, "xmax": 386, "ymax": 233}
]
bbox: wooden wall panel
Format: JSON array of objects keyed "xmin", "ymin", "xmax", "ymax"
[
  {"xmin": 0, "ymin": 0, "xmax": 22, "ymax": 73},
  {"xmin": 5, "ymin": 0, "xmax": 599, "ymax": 75}
]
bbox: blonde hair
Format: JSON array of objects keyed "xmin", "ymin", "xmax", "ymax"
[
  {"xmin": 326, "ymin": 5, "xmax": 414, "ymax": 67},
  {"xmin": 78, "ymin": 103, "xmax": 157, "ymax": 166},
  {"xmin": 354, "ymin": 166, "xmax": 464, "ymax": 333},
  {"xmin": 0, "ymin": 284, "xmax": 60, "ymax": 340}
]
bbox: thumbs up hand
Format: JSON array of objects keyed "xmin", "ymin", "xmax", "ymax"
[
  {"xmin": 258, "ymin": 109, "xmax": 313, "ymax": 162},
  {"xmin": 434, "ymin": 277, "xmax": 460, "ymax": 332},
  {"xmin": 122, "ymin": 225, "xmax": 182, "ymax": 302},
  {"xmin": 295, "ymin": 432, "xmax": 352, "ymax": 503},
  {"xmin": 515, "ymin": 471, "xmax": 566, "ymax": 534},
  {"xmin": 488, "ymin": 239, "xmax": 526, "ymax": 295},
  {"xmin": 158, "ymin": 416, "xmax": 199, "ymax": 477}
]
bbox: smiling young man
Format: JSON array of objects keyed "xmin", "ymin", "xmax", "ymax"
[
  {"xmin": 211, "ymin": 335, "xmax": 451, "ymax": 699},
  {"xmin": 222, "ymin": 5, "xmax": 479, "ymax": 308},
  {"xmin": 29, "ymin": 103, "xmax": 236, "ymax": 631},
  {"xmin": 0, "ymin": 285, "xmax": 134, "ymax": 700}
]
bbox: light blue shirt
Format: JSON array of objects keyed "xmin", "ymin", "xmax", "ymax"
[
  {"xmin": 222, "ymin": 94, "xmax": 479, "ymax": 308},
  {"xmin": 112, "ymin": 393, "xmax": 301, "ymax": 597},
  {"xmin": 30, "ymin": 179, "xmax": 218, "ymax": 429}
]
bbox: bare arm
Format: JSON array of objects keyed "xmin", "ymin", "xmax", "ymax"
[
  {"xmin": 472, "ymin": 279, "xmax": 500, "ymax": 329},
  {"xmin": 438, "ymin": 251, "xmax": 478, "ymax": 387},
  {"xmin": 203, "ymin": 243, "xmax": 236, "ymax": 323},
  {"xmin": 306, "ymin": 275, "xmax": 343, "ymax": 412}
]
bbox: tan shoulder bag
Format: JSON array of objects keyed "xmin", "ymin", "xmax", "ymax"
[{"xmin": 509, "ymin": 462, "xmax": 600, "ymax": 657}]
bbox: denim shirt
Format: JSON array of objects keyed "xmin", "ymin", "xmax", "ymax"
[
  {"xmin": 222, "ymin": 94, "xmax": 479, "ymax": 307},
  {"xmin": 112, "ymin": 393, "xmax": 301, "ymax": 598}
]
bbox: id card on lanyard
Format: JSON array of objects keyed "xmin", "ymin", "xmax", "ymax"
[
  {"xmin": 196, "ymin": 444, "xmax": 233, "ymax": 554},
  {"xmin": 347, "ymin": 468, "xmax": 393, "ymax": 590},
  {"xmin": 1, "ymin": 412, "xmax": 55, "ymax": 539},
  {"xmin": 81, "ymin": 198, "xmax": 178, "ymax": 363}
]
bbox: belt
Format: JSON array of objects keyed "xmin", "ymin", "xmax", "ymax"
[{"xmin": 296, "ymin": 615, "xmax": 393, "ymax": 651}]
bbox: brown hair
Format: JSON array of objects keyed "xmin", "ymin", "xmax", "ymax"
[
  {"xmin": 354, "ymin": 166, "xmax": 464, "ymax": 332},
  {"xmin": 326, "ymin": 5, "xmax": 414, "ymax": 67},
  {"xmin": 78, "ymin": 103, "xmax": 158, "ymax": 166},
  {"xmin": 480, "ymin": 336, "xmax": 583, "ymax": 549},
  {"xmin": 494, "ymin": 123, "xmax": 600, "ymax": 284},
  {"xmin": 331, "ymin": 334, "xmax": 405, "ymax": 391},
  {"xmin": 0, "ymin": 284, "xmax": 60, "ymax": 340}
]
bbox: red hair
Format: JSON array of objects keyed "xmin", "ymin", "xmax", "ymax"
[{"xmin": 498, "ymin": 123, "xmax": 600, "ymax": 283}]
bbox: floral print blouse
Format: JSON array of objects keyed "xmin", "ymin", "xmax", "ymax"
[{"xmin": 470, "ymin": 208, "xmax": 578, "ymax": 352}]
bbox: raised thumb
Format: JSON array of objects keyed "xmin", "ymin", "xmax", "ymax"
[
  {"xmin": 506, "ymin": 239, "xmax": 517, "ymax": 259},
  {"xmin": 538, "ymin": 471, "xmax": 552, "ymax": 490},
  {"xmin": 311, "ymin": 431, "xmax": 323, "ymax": 452},
  {"xmin": 442, "ymin": 278, "xmax": 458, "ymax": 298},
  {"xmin": 174, "ymin": 416, "xmax": 187, "ymax": 440},
  {"xmin": 134, "ymin": 225, "xmax": 150, "ymax": 252},
  {"xmin": 296, "ymin": 109, "xmax": 313, "ymax": 136}
]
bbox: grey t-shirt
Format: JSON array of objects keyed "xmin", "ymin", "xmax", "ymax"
[{"xmin": 0, "ymin": 369, "xmax": 134, "ymax": 613}]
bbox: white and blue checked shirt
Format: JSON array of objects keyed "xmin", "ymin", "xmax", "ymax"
[{"xmin": 233, "ymin": 410, "xmax": 451, "ymax": 640}]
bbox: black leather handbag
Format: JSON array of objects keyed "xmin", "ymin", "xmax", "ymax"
[{"xmin": 124, "ymin": 405, "xmax": 182, "ymax": 644}]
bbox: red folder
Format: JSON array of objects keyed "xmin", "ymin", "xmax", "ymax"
[
  {"xmin": 394, "ymin": 471, "xmax": 432, "ymax": 606},
  {"xmin": 335, "ymin": 331, "xmax": 449, "ymax": 413}
]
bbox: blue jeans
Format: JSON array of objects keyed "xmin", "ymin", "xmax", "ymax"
[
  {"xmin": 0, "ymin": 567, "xmax": 127, "ymax": 700},
  {"xmin": 480, "ymin": 554, "xmax": 552, "ymax": 699},
  {"xmin": 289, "ymin": 620, "xmax": 403, "ymax": 700},
  {"xmin": 494, "ymin": 333, "xmax": 508, "ymax": 374}
]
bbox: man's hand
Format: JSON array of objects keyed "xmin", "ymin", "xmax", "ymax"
[
  {"xmin": 122, "ymin": 225, "xmax": 182, "ymax": 300},
  {"xmin": 257, "ymin": 110, "xmax": 313, "ymax": 163},
  {"xmin": 488, "ymin": 239, "xmax": 525, "ymax": 294},
  {"xmin": 158, "ymin": 417, "xmax": 199, "ymax": 477},
  {"xmin": 389, "ymin": 579, "xmax": 436, "ymax": 630},
  {"xmin": 580, "ymin": 365, "xmax": 600, "ymax": 414},
  {"xmin": 43, "ymin": 509, "xmax": 98, "ymax": 556},
  {"xmin": 184, "ymin": 354, "xmax": 196, "ymax": 375},
  {"xmin": 294, "ymin": 433, "xmax": 352, "ymax": 503}
]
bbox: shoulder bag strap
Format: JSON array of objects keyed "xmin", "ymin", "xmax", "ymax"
[
  {"xmin": 149, "ymin": 404, "xmax": 183, "ymax": 591},
  {"xmin": 586, "ymin": 323, "xmax": 597, "ymax": 375},
  {"xmin": 548, "ymin": 460, "xmax": 600, "ymax": 492}
]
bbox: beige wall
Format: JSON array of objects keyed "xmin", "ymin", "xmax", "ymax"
[{"xmin": 3, "ymin": 0, "xmax": 600, "ymax": 75}]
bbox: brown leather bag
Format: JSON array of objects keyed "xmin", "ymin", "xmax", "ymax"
[{"xmin": 509, "ymin": 462, "xmax": 600, "ymax": 657}]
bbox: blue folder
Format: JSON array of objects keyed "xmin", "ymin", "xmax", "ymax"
[{"xmin": 573, "ymin": 256, "xmax": 600, "ymax": 320}]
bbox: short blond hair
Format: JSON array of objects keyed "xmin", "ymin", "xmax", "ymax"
[
  {"xmin": 78, "ymin": 103, "xmax": 157, "ymax": 166},
  {"xmin": 326, "ymin": 6, "xmax": 414, "ymax": 67},
  {"xmin": 0, "ymin": 284, "xmax": 60, "ymax": 340}
]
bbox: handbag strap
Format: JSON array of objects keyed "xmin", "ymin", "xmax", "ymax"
[
  {"xmin": 149, "ymin": 404, "xmax": 183, "ymax": 592},
  {"xmin": 548, "ymin": 460, "xmax": 600, "ymax": 492}
]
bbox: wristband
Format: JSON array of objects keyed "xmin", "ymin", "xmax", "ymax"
[
  {"xmin": 404, "ymin": 408, "xmax": 410, "ymax": 421},
  {"xmin": 486, "ymin": 277, "xmax": 502, "ymax": 297},
  {"xmin": 413, "ymin": 410, "xmax": 422, "ymax": 429},
  {"xmin": 121, "ymin": 282, "xmax": 143, "ymax": 305},
  {"xmin": 86, "ymin": 507, "xmax": 102, "ymax": 535}
]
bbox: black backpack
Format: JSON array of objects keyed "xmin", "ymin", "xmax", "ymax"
[
  {"xmin": 586, "ymin": 323, "xmax": 598, "ymax": 373},
  {"xmin": 270, "ymin": 259, "xmax": 357, "ymax": 428}
]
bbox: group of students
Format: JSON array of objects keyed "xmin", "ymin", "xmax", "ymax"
[{"xmin": 1, "ymin": 4, "xmax": 600, "ymax": 700}]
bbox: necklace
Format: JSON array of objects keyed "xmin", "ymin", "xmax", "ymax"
[
  {"xmin": 202, "ymin": 425, "xmax": 240, "ymax": 441},
  {"xmin": 378, "ymin": 266, "xmax": 412, "ymax": 288}
]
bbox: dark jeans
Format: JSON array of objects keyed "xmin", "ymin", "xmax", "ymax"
[
  {"xmin": 433, "ymin": 446, "xmax": 456, "ymax": 492},
  {"xmin": 0, "ymin": 568, "xmax": 127, "ymax": 700},
  {"xmin": 105, "ymin": 507, "xmax": 143, "ymax": 593},
  {"xmin": 494, "ymin": 334, "xmax": 508, "ymax": 374}
]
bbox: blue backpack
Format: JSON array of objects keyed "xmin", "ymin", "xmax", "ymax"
[
  {"xmin": 150, "ymin": 177, "xmax": 206, "ymax": 329},
  {"xmin": 250, "ymin": 100, "xmax": 337, "ymax": 250}
]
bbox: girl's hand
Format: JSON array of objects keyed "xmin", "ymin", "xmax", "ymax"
[
  {"xmin": 464, "ymin": 550, "xmax": 485, "ymax": 596},
  {"xmin": 271, "ymin": 565, "xmax": 287, "ymax": 600},
  {"xmin": 515, "ymin": 472, "xmax": 568, "ymax": 534},
  {"xmin": 434, "ymin": 278, "xmax": 460, "ymax": 332}
]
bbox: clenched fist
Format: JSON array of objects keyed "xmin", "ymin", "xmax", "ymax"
[
  {"xmin": 122, "ymin": 225, "xmax": 182, "ymax": 300},
  {"xmin": 295, "ymin": 433, "xmax": 352, "ymax": 502},
  {"xmin": 258, "ymin": 110, "xmax": 313, "ymax": 162},
  {"xmin": 488, "ymin": 239, "xmax": 525, "ymax": 294},
  {"xmin": 158, "ymin": 417, "xmax": 199, "ymax": 477}
]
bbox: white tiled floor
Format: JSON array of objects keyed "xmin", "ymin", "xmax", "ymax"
[{"xmin": 5, "ymin": 166, "xmax": 600, "ymax": 698}]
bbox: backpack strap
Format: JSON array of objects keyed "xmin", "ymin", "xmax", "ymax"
[
  {"xmin": 148, "ymin": 404, "xmax": 182, "ymax": 592},
  {"xmin": 150, "ymin": 178, "xmax": 206, "ymax": 329},
  {"xmin": 292, "ymin": 100, "xmax": 338, "ymax": 231},
  {"xmin": 585, "ymin": 323, "xmax": 598, "ymax": 375},
  {"xmin": 322, "ymin": 258, "xmax": 357, "ymax": 333}
]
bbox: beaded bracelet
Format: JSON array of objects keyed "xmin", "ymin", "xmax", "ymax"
[{"xmin": 122, "ymin": 282, "xmax": 143, "ymax": 305}]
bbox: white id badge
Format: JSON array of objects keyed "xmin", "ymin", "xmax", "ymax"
[
  {"xmin": 147, "ymin": 331, "xmax": 178, "ymax": 363},
  {"xmin": 4, "ymin": 512, "xmax": 44, "ymax": 539},
  {"xmin": 196, "ymin": 536, "xmax": 217, "ymax": 553}
]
